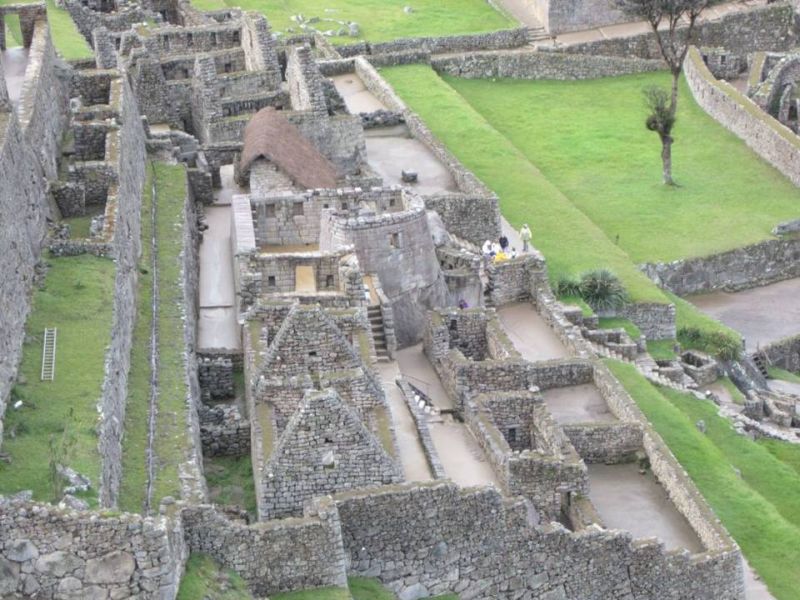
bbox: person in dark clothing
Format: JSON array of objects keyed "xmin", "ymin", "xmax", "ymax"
[{"xmin": 499, "ymin": 235, "xmax": 509, "ymax": 250}]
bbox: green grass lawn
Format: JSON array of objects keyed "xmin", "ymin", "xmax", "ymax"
[
  {"xmin": 768, "ymin": 366, "xmax": 800, "ymax": 384},
  {"xmin": 178, "ymin": 556, "xmax": 461, "ymax": 600},
  {"xmin": 177, "ymin": 554, "xmax": 253, "ymax": 600},
  {"xmin": 598, "ymin": 317, "xmax": 641, "ymax": 339},
  {"xmin": 189, "ymin": 0, "xmax": 514, "ymax": 45},
  {"xmin": 1, "ymin": 0, "xmax": 92, "ymax": 60},
  {"xmin": 444, "ymin": 73, "xmax": 800, "ymax": 264},
  {"xmin": 759, "ymin": 439, "xmax": 800, "ymax": 477},
  {"xmin": 606, "ymin": 360, "xmax": 800, "ymax": 600},
  {"xmin": 119, "ymin": 162, "xmax": 190, "ymax": 512},
  {"xmin": 646, "ymin": 339, "xmax": 677, "ymax": 361},
  {"xmin": 0, "ymin": 255, "xmax": 116, "ymax": 504},
  {"xmin": 204, "ymin": 454, "xmax": 258, "ymax": 517}
]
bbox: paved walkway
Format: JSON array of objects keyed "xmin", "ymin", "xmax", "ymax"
[
  {"xmin": 588, "ymin": 463, "xmax": 704, "ymax": 552},
  {"xmin": 395, "ymin": 344, "xmax": 500, "ymax": 488},
  {"xmin": 497, "ymin": 302, "xmax": 570, "ymax": 362},
  {"xmin": 198, "ymin": 204, "xmax": 240, "ymax": 350},
  {"xmin": 688, "ymin": 278, "xmax": 800, "ymax": 350},
  {"xmin": 1, "ymin": 48, "xmax": 28, "ymax": 108},
  {"xmin": 331, "ymin": 73, "xmax": 387, "ymax": 113},
  {"xmin": 377, "ymin": 361, "xmax": 433, "ymax": 482}
]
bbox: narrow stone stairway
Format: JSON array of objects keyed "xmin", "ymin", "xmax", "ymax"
[{"xmin": 368, "ymin": 305, "xmax": 390, "ymax": 362}]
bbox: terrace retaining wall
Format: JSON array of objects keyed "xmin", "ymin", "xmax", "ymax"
[
  {"xmin": 432, "ymin": 49, "xmax": 663, "ymax": 79},
  {"xmin": 640, "ymin": 237, "xmax": 800, "ymax": 296},
  {"xmin": 683, "ymin": 45, "xmax": 800, "ymax": 188}
]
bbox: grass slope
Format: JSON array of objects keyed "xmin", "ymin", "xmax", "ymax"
[
  {"xmin": 177, "ymin": 554, "xmax": 253, "ymax": 600},
  {"xmin": 0, "ymin": 255, "xmax": 116, "ymax": 503},
  {"xmin": 606, "ymin": 359, "xmax": 800, "ymax": 600},
  {"xmin": 381, "ymin": 64, "xmax": 665, "ymax": 303},
  {"xmin": 178, "ymin": 559, "xmax": 461, "ymax": 600},
  {"xmin": 189, "ymin": 0, "xmax": 513, "ymax": 45},
  {"xmin": 444, "ymin": 73, "xmax": 800, "ymax": 264}
]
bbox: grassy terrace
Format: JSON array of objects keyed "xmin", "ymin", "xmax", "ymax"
[
  {"xmin": 1, "ymin": 0, "xmax": 92, "ymax": 60},
  {"xmin": 445, "ymin": 73, "xmax": 800, "ymax": 264},
  {"xmin": 205, "ymin": 454, "xmax": 258, "ymax": 517},
  {"xmin": 189, "ymin": 0, "xmax": 514, "ymax": 45},
  {"xmin": 607, "ymin": 360, "xmax": 800, "ymax": 600},
  {"xmin": 178, "ymin": 556, "xmax": 459, "ymax": 600},
  {"xmin": 381, "ymin": 65, "xmax": 745, "ymax": 349},
  {"xmin": 0, "ymin": 255, "xmax": 116, "ymax": 504},
  {"xmin": 119, "ymin": 162, "xmax": 189, "ymax": 513}
]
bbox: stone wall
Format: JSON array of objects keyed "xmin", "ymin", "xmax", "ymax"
[
  {"xmin": 199, "ymin": 402, "xmax": 250, "ymax": 457},
  {"xmin": 178, "ymin": 169, "xmax": 208, "ymax": 504},
  {"xmin": 0, "ymin": 496, "xmax": 185, "ymax": 599},
  {"xmin": 486, "ymin": 252, "xmax": 548, "ymax": 306},
  {"xmin": 467, "ymin": 390, "xmax": 588, "ymax": 518},
  {"xmin": 683, "ymin": 44, "xmax": 800, "ymax": 188},
  {"xmin": 0, "ymin": 112, "xmax": 50, "ymax": 449},
  {"xmin": 338, "ymin": 27, "xmax": 528, "ymax": 58},
  {"xmin": 619, "ymin": 301, "xmax": 676, "ymax": 340},
  {"xmin": 423, "ymin": 193, "xmax": 500, "ymax": 247},
  {"xmin": 0, "ymin": 20, "xmax": 65, "ymax": 447},
  {"xmin": 757, "ymin": 333, "xmax": 800, "ymax": 373},
  {"xmin": 535, "ymin": 0, "xmax": 627, "ymax": 34},
  {"xmin": 335, "ymin": 482, "xmax": 743, "ymax": 600},
  {"xmin": 97, "ymin": 76, "xmax": 147, "ymax": 508},
  {"xmin": 561, "ymin": 422, "xmax": 643, "ymax": 463},
  {"xmin": 181, "ymin": 500, "xmax": 347, "ymax": 596},
  {"xmin": 432, "ymin": 49, "xmax": 663, "ymax": 80},
  {"xmin": 16, "ymin": 20, "xmax": 68, "ymax": 180},
  {"xmin": 640, "ymin": 236, "xmax": 800, "ymax": 296},
  {"xmin": 560, "ymin": 3, "xmax": 797, "ymax": 60}
]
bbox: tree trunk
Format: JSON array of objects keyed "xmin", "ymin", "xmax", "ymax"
[
  {"xmin": 661, "ymin": 133, "xmax": 674, "ymax": 186},
  {"xmin": 670, "ymin": 70, "xmax": 680, "ymax": 114}
]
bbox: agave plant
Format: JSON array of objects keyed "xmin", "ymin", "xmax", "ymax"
[{"xmin": 578, "ymin": 269, "xmax": 627, "ymax": 312}]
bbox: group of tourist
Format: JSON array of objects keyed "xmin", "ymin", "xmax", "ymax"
[{"xmin": 481, "ymin": 223, "xmax": 532, "ymax": 263}]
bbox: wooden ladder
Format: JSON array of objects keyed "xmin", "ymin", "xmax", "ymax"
[{"xmin": 41, "ymin": 328, "xmax": 57, "ymax": 381}]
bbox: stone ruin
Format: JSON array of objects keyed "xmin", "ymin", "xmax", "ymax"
[{"xmin": 3, "ymin": 0, "xmax": 800, "ymax": 597}]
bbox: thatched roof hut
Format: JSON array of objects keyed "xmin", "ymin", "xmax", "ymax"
[{"xmin": 239, "ymin": 107, "xmax": 337, "ymax": 189}]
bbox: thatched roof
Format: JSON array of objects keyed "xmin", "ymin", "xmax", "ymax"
[{"xmin": 240, "ymin": 107, "xmax": 337, "ymax": 189}]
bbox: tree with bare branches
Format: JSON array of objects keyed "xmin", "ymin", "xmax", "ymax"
[{"xmin": 615, "ymin": 0, "xmax": 718, "ymax": 184}]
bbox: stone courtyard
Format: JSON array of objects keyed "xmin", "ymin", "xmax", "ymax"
[{"xmin": 0, "ymin": 0, "xmax": 799, "ymax": 598}]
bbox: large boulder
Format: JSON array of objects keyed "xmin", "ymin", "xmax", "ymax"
[{"xmin": 85, "ymin": 550, "xmax": 135, "ymax": 584}]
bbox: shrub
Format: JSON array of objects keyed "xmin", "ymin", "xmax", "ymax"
[
  {"xmin": 555, "ymin": 275, "xmax": 582, "ymax": 297},
  {"xmin": 677, "ymin": 326, "xmax": 741, "ymax": 361},
  {"xmin": 578, "ymin": 269, "xmax": 628, "ymax": 311}
]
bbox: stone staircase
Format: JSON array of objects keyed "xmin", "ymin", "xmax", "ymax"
[
  {"xmin": 752, "ymin": 352, "xmax": 770, "ymax": 378},
  {"xmin": 368, "ymin": 305, "xmax": 390, "ymax": 362},
  {"xmin": 590, "ymin": 340, "xmax": 700, "ymax": 395},
  {"xmin": 526, "ymin": 26, "xmax": 551, "ymax": 46}
]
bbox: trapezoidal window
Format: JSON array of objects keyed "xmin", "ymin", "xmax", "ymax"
[
  {"xmin": 325, "ymin": 275, "xmax": 335, "ymax": 288},
  {"xmin": 292, "ymin": 202, "xmax": 304, "ymax": 217},
  {"xmin": 267, "ymin": 275, "xmax": 276, "ymax": 288},
  {"xmin": 389, "ymin": 232, "xmax": 400, "ymax": 249}
]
